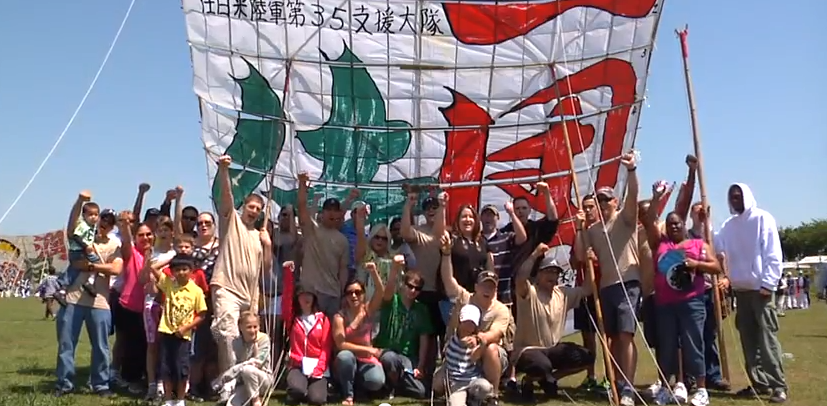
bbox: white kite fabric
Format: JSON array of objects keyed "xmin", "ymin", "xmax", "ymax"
[{"xmin": 182, "ymin": 0, "xmax": 662, "ymax": 260}]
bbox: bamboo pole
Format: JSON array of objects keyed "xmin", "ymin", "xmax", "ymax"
[
  {"xmin": 549, "ymin": 68, "xmax": 619, "ymax": 404},
  {"xmin": 676, "ymin": 25, "xmax": 731, "ymax": 382}
]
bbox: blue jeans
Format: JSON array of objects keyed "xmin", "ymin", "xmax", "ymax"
[
  {"xmin": 55, "ymin": 303, "xmax": 111, "ymax": 392},
  {"xmin": 58, "ymin": 251, "xmax": 101, "ymax": 288},
  {"xmin": 379, "ymin": 350, "xmax": 426, "ymax": 398},
  {"xmin": 655, "ymin": 295, "xmax": 706, "ymax": 380},
  {"xmin": 335, "ymin": 350, "xmax": 385, "ymax": 398},
  {"xmin": 702, "ymin": 289, "xmax": 723, "ymax": 382}
]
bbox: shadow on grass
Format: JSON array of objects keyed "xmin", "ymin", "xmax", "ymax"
[{"xmin": 9, "ymin": 365, "xmax": 92, "ymax": 395}]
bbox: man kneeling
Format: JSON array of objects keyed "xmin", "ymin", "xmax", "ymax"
[{"xmin": 512, "ymin": 244, "xmax": 595, "ymax": 400}]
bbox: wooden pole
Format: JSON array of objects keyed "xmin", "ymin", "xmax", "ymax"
[
  {"xmin": 549, "ymin": 68, "xmax": 619, "ymax": 404},
  {"xmin": 676, "ymin": 25, "xmax": 731, "ymax": 382}
]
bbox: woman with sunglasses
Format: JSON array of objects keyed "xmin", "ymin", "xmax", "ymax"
[
  {"xmin": 332, "ymin": 263, "xmax": 386, "ymax": 405},
  {"xmin": 643, "ymin": 183, "xmax": 722, "ymax": 406},
  {"xmin": 188, "ymin": 211, "xmax": 220, "ymax": 401},
  {"xmin": 353, "ymin": 205, "xmax": 392, "ymax": 304}
]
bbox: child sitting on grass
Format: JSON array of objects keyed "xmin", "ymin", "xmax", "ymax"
[{"xmin": 212, "ymin": 312, "xmax": 273, "ymax": 406}]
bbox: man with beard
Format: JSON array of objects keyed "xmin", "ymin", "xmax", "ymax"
[{"xmin": 210, "ymin": 155, "xmax": 273, "ymax": 381}]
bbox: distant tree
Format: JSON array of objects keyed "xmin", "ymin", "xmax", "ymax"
[{"xmin": 779, "ymin": 219, "xmax": 827, "ymax": 260}]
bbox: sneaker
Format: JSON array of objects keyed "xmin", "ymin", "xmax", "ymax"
[
  {"xmin": 156, "ymin": 381, "xmax": 165, "ymax": 397},
  {"xmin": 53, "ymin": 388, "xmax": 72, "ymax": 397},
  {"xmin": 540, "ymin": 379, "xmax": 559, "ymax": 397},
  {"xmin": 769, "ymin": 389, "xmax": 788, "ymax": 403},
  {"xmin": 619, "ymin": 388, "xmax": 635, "ymax": 406},
  {"xmin": 735, "ymin": 386, "xmax": 772, "ymax": 397},
  {"xmin": 187, "ymin": 390, "xmax": 205, "ymax": 403},
  {"xmin": 674, "ymin": 382, "xmax": 689, "ymax": 403},
  {"xmin": 644, "ymin": 380, "xmax": 662, "ymax": 399},
  {"xmin": 690, "ymin": 389, "xmax": 710, "ymax": 406},
  {"xmin": 708, "ymin": 379, "xmax": 731, "ymax": 391},
  {"xmin": 127, "ymin": 382, "xmax": 144, "ymax": 395},
  {"xmin": 110, "ymin": 370, "xmax": 128, "ymax": 388},
  {"xmin": 503, "ymin": 379, "xmax": 520, "ymax": 397},
  {"xmin": 595, "ymin": 378, "xmax": 611, "ymax": 395},
  {"xmin": 653, "ymin": 387, "xmax": 671, "ymax": 405},
  {"xmin": 578, "ymin": 377, "xmax": 598, "ymax": 391},
  {"xmin": 95, "ymin": 389, "xmax": 116, "ymax": 398}
]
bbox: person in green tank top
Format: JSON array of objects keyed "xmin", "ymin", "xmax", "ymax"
[{"xmin": 373, "ymin": 256, "xmax": 433, "ymax": 399}]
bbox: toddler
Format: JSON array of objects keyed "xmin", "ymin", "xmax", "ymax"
[
  {"xmin": 56, "ymin": 202, "xmax": 102, "ymax": 304},
  {"xmin": 434, "ymin": 304, "xmax": 493, "ymax": 406}
]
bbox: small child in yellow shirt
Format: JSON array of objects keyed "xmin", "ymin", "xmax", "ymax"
[{"xmin": 145, "ymin": 253, "xmax": 207, "ymax": 406}]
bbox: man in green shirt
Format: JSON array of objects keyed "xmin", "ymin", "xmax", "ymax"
[{"xmin": 374, "ymin": 265, "xmax": 433, "ymax": 399}]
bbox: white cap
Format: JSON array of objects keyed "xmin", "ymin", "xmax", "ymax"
[{"xmin": 458, "ymin": 304, "xmax": 481, "ymax": 326}]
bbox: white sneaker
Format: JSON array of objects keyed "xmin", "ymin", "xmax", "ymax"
[
  {"xmin": 175, "ymin": 400, "xmax": 187, "ymax": 406},
  {"xmin": 156, "ymin": 381, "xmax": 165, "ymax": 397},
  {"xmin": 674, "ymin": 382, "xmax": 689, "ymax": 403},
  {"xmin": 145, "ymin": 382, "xmax": 158, "ymax": 401},
  {"xmin": 644, "ymin": 380, "xmax": 662, "ymax": 399},
  {"xmin": 690, "ymin": 389, "xmax": 710, "ymax": 406},
  {"xmin": 653, "ymin": 386, "xmax": 672, "ymax": 405},
  {"xmin": 619, "ymin": 388, "xmax": 636, "ymax": 406}
]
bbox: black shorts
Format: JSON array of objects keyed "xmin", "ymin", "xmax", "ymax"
[
  {"xmin": 417, "ymin": 290, "xmax": 447, "ymax": 338},
  {"xmin": 599, "ymin": 281, "xmax": 641, "ymax": 336},
  {"xmin": 192, "ymin": 299, "xmax": 217, "ymax": 362},
  {"xmin": 108, "ymin": 290, "xmax": 121, "ymax": 336},
  {"xmin": 574, "ymin": 296, "xmax": 599, "ymax": 333},
  {"xmin": 160, "ymin": 333, "xmax": 192, "ymax": 381}
]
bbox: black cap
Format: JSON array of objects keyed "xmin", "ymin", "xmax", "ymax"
[
  {"xmin": 421, "ymin": 197, "xmax": 439, "ymax": 210},
  {"xmin": 144, "ymin": 208, "xmax": 161, "ymax": 219},
  {"xmin": 322, "ymin": 198, "xmax": 341, "ymax": 211},
  {"xmin": 169, "ymin": 253, "xmax": 196, "ymax": 270}
]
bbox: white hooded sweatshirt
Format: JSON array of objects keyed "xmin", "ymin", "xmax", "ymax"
[{"xmin": 714, "ymin": 183, "xmax": 782, "ymax": 292}]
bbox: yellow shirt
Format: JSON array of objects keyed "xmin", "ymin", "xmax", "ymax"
[{"xmin": 158, "ymin": 273, "xmax": 207, "ymax": 340}]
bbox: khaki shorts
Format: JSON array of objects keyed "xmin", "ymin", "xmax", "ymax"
[{"xmin": 210, "ymin": 288, "xmax": 251, "ymax": 339}]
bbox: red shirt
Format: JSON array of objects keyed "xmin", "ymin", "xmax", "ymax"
[{"xmin": 288, "ymin": 312, "xmax": 332, "ymax": 378}]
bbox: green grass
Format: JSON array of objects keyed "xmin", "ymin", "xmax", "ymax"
[{"xmin": 1, "ymin": 298, "xmax": 825, "ymax": 406}]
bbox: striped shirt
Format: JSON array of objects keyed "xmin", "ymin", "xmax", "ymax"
[
  {"xmin": 485, "ymin": 231, "xmax": 516, "ymax": 305},
  {"xmin": 444, "ymin": 335, "xmax": 481, "ymax": 383}
]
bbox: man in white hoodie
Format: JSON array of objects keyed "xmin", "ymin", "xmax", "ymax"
[{"xmin": 715, "ymin": 183, "xmax": 787, "ymax": 403}]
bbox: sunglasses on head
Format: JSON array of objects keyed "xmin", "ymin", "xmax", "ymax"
[{"xmin": 405, "ymin": 282, "xmax": 423, "ymax": 292}]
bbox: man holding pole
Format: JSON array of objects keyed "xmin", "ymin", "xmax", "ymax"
[{"xmin": 575, "ymin": 152, "xmax": 639, "ymax": 406}]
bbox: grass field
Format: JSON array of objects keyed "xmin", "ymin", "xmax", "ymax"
[{"xmin": 0, "ymin": 298, "xmax": 824, "ymax": 406}]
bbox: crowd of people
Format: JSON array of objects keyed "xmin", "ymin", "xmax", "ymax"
[{"xmin": 41, "ymin": 151, "xmax": 792, "ymax": 406}]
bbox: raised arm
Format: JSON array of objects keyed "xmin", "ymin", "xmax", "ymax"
[
  {"xmin": 116, "ymin": 211, "xmax": 135, "ymax": 264},
  {"xmin": 439, "ymin": 232, "xmax": 461, "ymax": 298},
  {"xmin": 400, "ymin": 190, "xmax": 418, "ymax": 242},
  {"xmin": 216, "ymin": 155, "xmax": 235, "ymax": 219},
  {"xmin": 433, "ymin": 192, "xmax": 447, "ymax": 238},
  {"xmin": 354, "ymin": 204, "xmax": 368, "ymax": 262},
  {"xmin": 343, "ymin": 188, "xmax": 360, "ymax": 211},
  {"xmin": 537, "ymin": 181, "xmax": 558, "ymax": 221},
  {"xmin": 365, "ymin": 260, "xmax": 390, "ymax": 315},
  {"xmin": 504, "ymin": 201, "xmax": 528, "ymax": 245},
  {"xmin": 159, "ymin": 189, "xmax": 175, "ymax": 218},
  {"xmin": 674, "ymin": 155, "xmax": 698, "ymax": 221},
  {"xmin": 66, "ymin": 191, "xmax": 90, "ymax": 237},
  {"xmin": 644, "ymin": 183, "xmax": 666, "ymax": 250},
  {"xmin": 515, "ymin": 243, "xmax": 548, "ymax": 299},
  {"xmin": 173, "ymin": 186, "xmax": 184, "ymax": 236},
  {"xmin": 295, "ymin": 172, "xmax": 316, "ymax": 237},
  {"xmin": 383, "ymin": 255, "xmax": 401, "ymax": 302},
  {"xmin": 619, "ymin": 152, "xmax": 639, "ymax": 225},
  {"xmin": 132, "ymin": 183, "xmax": 150, "ymax": 233}
]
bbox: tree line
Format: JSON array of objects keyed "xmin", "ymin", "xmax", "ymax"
[{"xmin": 779, "ymin": 219, "xmax": 827, "ymax": 261}]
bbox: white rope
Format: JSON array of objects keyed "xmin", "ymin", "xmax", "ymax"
[{"xmin": 0, "ymin": 0, "xmax": 138, "ymax": 228}]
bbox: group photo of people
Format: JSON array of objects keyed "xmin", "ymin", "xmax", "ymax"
[{"xmin": 41, "ymin": 151, "xmax": 791, "ymax": 406}]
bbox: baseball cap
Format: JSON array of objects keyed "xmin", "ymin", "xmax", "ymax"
[
  {"xmin": 322, "ymin": 198, "xmax": 341, "ymax": 211},
  {"xmin": 476, "ymin": 270, "xmax": 498, "ymax": 284},
  {"xmin": 421, "ymin": 196, "xmax": 439, "ymax": 210},
  {"xmin": 458, "ymin": 304, "xmax": 481, "ymax": 326},
  {"xmin": 596, "ymin": 186, "xmax": 616, "ymax": 199},
  {"xmin": 537, "ymin": 256, "xmax": 564, "ymax": 273},
  {"xmin": 481, "ymin": 204, "xmax": 499, "ymax": 216},
  {"xmin": 144, "ymin": 208, "xmax": 161, "ymax": 219}
]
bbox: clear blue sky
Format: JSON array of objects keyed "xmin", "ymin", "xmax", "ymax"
[{"xmin": 0, "ymin": 0, "xmax": 823, "ymax": 236}]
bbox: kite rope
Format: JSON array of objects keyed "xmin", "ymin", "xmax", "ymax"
[{"xmin": 0, "ymin": 0, "xmax": 138, "ymax": 228}]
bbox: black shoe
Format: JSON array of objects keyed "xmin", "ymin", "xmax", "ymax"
[
  {"xmin": 187, "ymin": 390, "xmax": 205, "ymax": 403},
  {"xmin": 503, "ymin": 379, "xmax": 520, "ymax": 397},
  {"xmin": 519, "ymin": 380, "xmax": 535, "ymax": 403},
  {"xmin": 769, "ymin": 389, "xmax": 788, "ymax": 403},
  {"xmin": 95, "ymin": 389, "xmax": 116, "ymax": 398},
  {"xmin": 53, "ymin": 388, "xmax": 72, "ymax": 397},
  {"xmin": 540, "ymin": 380, "xmax": 559, "ymax": 397},
  {"xmin": 81, "ymin": 282, "xmax": 97, "ymax": 297},
  {"xmin": 708, "ymin": 379, "xmax": 732, "ymax": 391},
  {"xmin": 735, "ymin": 386, "xmax": 772, "ymax": 397},
  {"xmin": 54, "ymin": 292, "xmax": 68, "ymax": 307}
]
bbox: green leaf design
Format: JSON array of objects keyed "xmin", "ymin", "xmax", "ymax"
[
  {"xmin": 211, "ymin": 59, "xmax": 286, "ymax": 209},
  {"xmin": 296, "ymin": 43, "xmax": 412, "ymax": 184}
]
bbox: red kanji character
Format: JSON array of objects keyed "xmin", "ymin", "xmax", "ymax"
[{"xmin": 33, "ymin": 231, "xmax": 68, "ymax": 261}]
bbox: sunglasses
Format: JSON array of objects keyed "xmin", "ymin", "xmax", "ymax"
[
  {"xmin": 346, "ymin": 289, "xmax": 363, "ymax": 296},
  {"xmin": 373, "ymin": 235, "xmax": 389, "ymax": 241},
  {"xmin": 197, "ymin": 221, "xmax": 214, "ymax": 226},
  {"xmin": 405, "ymin": 282, "xmax": 423, "ymax": 292}
]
